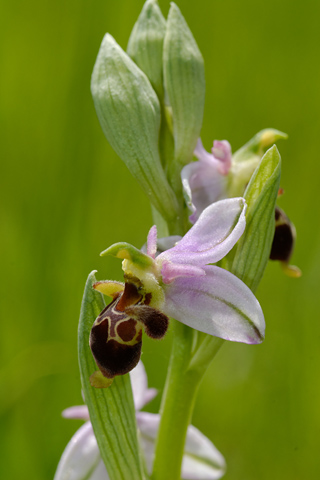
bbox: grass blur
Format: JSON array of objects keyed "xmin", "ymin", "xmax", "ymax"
[{"xmin": 0, "ymin": 0, "xmax": 319, "ymax": 478}]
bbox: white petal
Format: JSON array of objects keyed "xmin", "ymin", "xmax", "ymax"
[
  {"xmin": 89, "ymin": 461, "xmax": 109, "ymax": 480},
  {"xmin": 147, "ymin": 225, "xmax": 158, "ymax": 258},
  {"xmin": 164, "ymin": 265, "xmax": 265, "ymax": 344},
  {"xmin": 181, "ymin": 424, "xmax": 226, "ymax": 480},
  {"xmin": 136, "ymin": 412, "xmax": 226, "ymax": 480},
  {"xmin": 142, "ymin": 388, "xmax": 158, "ymax": 406},
  {"xmin": 136, "ymin": 412, "xmax": 159, "ymax": 472},
  {"xmin": 62, "ymin": 405, "xmax": 90, "ymax": 421},
  {"xmin": 130, "ymin": 361, "xmax": 157, "ymax": 411},
  {"xmin": 158, "ymin": 198, "xmax": 246, "ymax": 267},
  {"xmin": 54, "ymin": 422, "xmax": 108, "ymax": 480}
]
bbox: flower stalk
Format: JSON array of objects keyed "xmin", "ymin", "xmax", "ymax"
[{"xmin": 152, "ymin": 322, "xmax": 218, "ymax": 480}]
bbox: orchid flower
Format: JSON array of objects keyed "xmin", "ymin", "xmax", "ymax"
[
  {"xmin": 181, "ymin": 133, "xmax": 300, "ymax": 277},
  {"xmin": 182, "ymin": 130, "xmax": 288, "ymax": 224},
  {"xmin": 89, "ymin": 198, "xmax": 265, "ymax": 381},
  {"xmin": 54, "ymin": 362, "xmax": 226, "ymax": 480}
]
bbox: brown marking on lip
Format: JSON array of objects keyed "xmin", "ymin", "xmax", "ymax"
[
  {"xmin": 117, "ymin": 318, "xmax": 137, "ymax": 342},
  {"xmin": 109, "ymin": 317, "xmax": 116, "ymax": 337}
]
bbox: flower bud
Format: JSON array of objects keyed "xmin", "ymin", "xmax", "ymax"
[
  {"xmin": 127, "ymin": 0, "xmax": 166, "ymax": 99},
  {"xmin": 163, "ymin": 3, "xmax": 205, "ymax": 166},
  {"xmin": 233, "ymin": 129, "xmax": 288, "ymax": 163},
  {"xmin": 229, "ymin": 129, "xmax": 287, "ymax": 197},
  {"xmin": 91, "ymin": 34, "xmax": 179, "ymax": 224}
]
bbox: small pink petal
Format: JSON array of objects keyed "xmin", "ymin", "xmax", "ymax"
[
  {"xmin": 147, "ymin": 225, "xmax": 158, "ymax": 259},
  {"xmin": 182, "ymin": 138, "xmax": 232, "ymax": 222},
  {"xmin": 182, "ymin": 161, "xmax": 227, "ymax": 224},
  {"xmin": 194, "ymin": 138, "xmax": 216, "ymax": 164},
  {"xmin": 211, "ymin": 140, "xmax": 232, "ymax": 176},
  {"xmin": 158, "ymin": 198, "xmax": 246, "ymax": 267}
]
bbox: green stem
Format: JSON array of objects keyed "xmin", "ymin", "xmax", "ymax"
[
  {"xmin": 166, "ymin": 210, "xmax": 186, "ymax": 237},
  {"xmin": 151, "ymin": 321, "xmax": 206, "ymax": 480},
  {"xmin": 151, "ymin": 196, "xmax": 223, "ymax": 479}
]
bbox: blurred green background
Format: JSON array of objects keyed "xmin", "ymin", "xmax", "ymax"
[{"xmin": 1, "ymin": 0, "xmax": 319, "ymax": 478}]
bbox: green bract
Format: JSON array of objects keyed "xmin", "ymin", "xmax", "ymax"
[
  {"xmin": 163, "ymin": 3, "xmax": 205, "ymax": 167},
  {"xmin": 232, "ymin": 129, "xmax": 288, "ymax": 164},
  {"xmin": 228, "ymin": 129, "xmax": 287, "ymax": 198},
  {"xmin": 127, "ymin": 0, "xmax": 166, "ymax": 99},
  {"xmin": 223, "ymin": 145, "xmax": 281, "ymax": 292},
  {"xmin": 91, "ymin": 33, "xmax": 179, "ymax": 225},
  {"xmin": 78, "ymin": 271, "xmax": 145, "ymax": 480}
]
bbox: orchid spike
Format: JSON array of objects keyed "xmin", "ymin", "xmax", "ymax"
[
  {"xmin": 54, "ymin": 362, "xmax": 226, "ymax": 480},
  {"xmin": 90, "ymin": 198, "xmax": 265, "ymax": 381}
]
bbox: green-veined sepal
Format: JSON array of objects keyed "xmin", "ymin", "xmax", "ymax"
[
  {"xmin": 163, "ymin": 3, "xmax": 205, "ymax": 168},
  {"xmin": 223, "ymin": 145, "xmax": 281, "ymax": 292},
  {"xmin": 127, "ymin": 0, "xmax": 166, "ymax": 99},
  {"xmin": 101, "ymin": 242, "xmax": 154, "ymax": 267}
]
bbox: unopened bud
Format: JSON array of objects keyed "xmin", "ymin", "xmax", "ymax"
[
  {"xmin": 127, "ymin": 0, "xmax": 166, "ymax": 99},
  {"xmin": 163, "ymin": 3, "xmax": 205, "ymax": 166},
  {"xmin": 91, "ymin": 34, "xmax": 179, "ymax": 224}
]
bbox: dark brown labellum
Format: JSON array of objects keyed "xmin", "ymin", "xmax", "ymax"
[
  {"xmin": 270, "ymin": 207, "xmax": 295, "ymax": 262},
  {"xmin": 90, "ymin": 281, "xmax": 169, "ymax": 379},
  {"xmin": 90, "ymin": 292, "xmax": 143, "ymax": 378}
]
